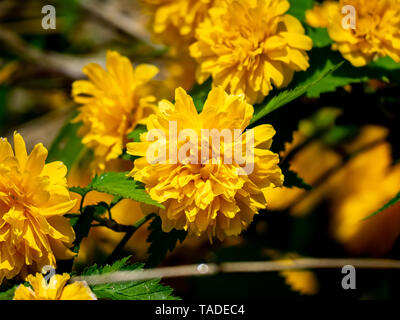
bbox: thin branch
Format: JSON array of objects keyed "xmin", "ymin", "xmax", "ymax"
[
  {"xmin": 92, "ymin": 216, "xmax": 135, "ymax": 233},
  {"xmin": 72, "ymin": 258, "xmax": 400, "ymax": 285},
  {"xmin": 0, "ymin": 27, "xmax": 84, "ymax": 79},
  {"xmin": 78, "ymin": 0, "xmax": 163, "ymax": 50},
  {"xmin": 105, "ymin": 213, "xmax": 157, "ymax": 264}
]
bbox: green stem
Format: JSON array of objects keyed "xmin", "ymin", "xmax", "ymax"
[
  {"xmin": 106, "ymin": 213, "xmax": 156, "ymax": 264},
  {"xmin": 80, "ymin": 192, "xmax": 87, "ymax": 214}
]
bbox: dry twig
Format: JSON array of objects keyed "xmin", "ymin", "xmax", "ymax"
[{"xmin": 72, "ymin": 258, "xmax": 400, "ymax": 285}]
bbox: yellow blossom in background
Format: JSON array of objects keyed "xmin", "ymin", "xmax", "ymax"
[
  {"xmin": 154, "ymin": 54, "xmax": 197, "ymax": 100},
  {"xmin": 190, "ymin": 0, "xmax": 312, "ymax": 104},
  {"xmin": 141, "ymin": 0, "xmax": 218, "ymax": 50},
  {"xmin": 265, "ymin": 125, "xmax": 400, "ymax": 255},
  {"xmin": 0, "ymin": 61, "xmax": 19, "ymax": 85},
  {"xmin": 263, "ymin": 250, "xmax": 319, "ymax": 295},
  {"xmin": 127, "ymin": 87, "xmax": 283, "ymax": 240},
  {"xmin": 327, "ymin": 0, "xmax": 400, "ymax": 66},
  {"xmin": 0, "ymin": 133, "xmax": 76, "ymax": 284},
  {"xmin": 280, "ymin": 270, "xmax": 319, "ymax": 295},
  {"xmin": 305, "ymin": 1, "xmax": 339, "ymax": 28},
  {"xmin": 330, "ymin": 142, "xmax": 400, "ymax": 255},
  {"xmin": 72, "ymin": 51, "xmax": 159, "ymax": 174},
  {"xmin": 13, "ymin": 273, "xmax": 96, "ymax": 300}
]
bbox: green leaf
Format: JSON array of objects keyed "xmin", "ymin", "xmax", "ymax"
[
  {"xmin": 303, "ymin": 53, "xmax": 368, "ymax": 98},
  {"xmin": 296, "ymin": 49, "xmax": 400, "ymax": 99},
  {"xmin": 306, "ymin": 27, "xmax": 333, "ymax": 48},
  {"xmin": 146, "ymin": 216, "xmax": 187, "ymax": 267},
  {"xmin": 0, "ymin": 286, "xmax": 17, "ymax": 300},
  {"xmin": 69, "ymin": 186, "xmax": 91, "ymax": 197},
  {"xmin": 251, "ymin": 60, "xmax": 343, "ymax": 123},
  {"xmin": 88, "ymin": 172, "xmax": 164, "ymax": 208},
  {"xmin": 127, "ymin": 124, "xmax": 147, "ymax": 142},
  {"xmin": 82, "ymin": 256, "xmax": 179, "ymax": 300},
  {"xmin": 282, "ymin": 164, "xmax": 311, "ymax": 190},
  {"xmin": 189, "ymin": 79, "xmax": 212, "ymax": 113},
  {"xmin": 288, "ymin": 0, "xmax": 313, "ymax": 22},
  {"xmin": 363, "ymin": 192, "xmax": 400, "ymax": 220},
  {"xmin": 366, "ymin": 56, "xmax": 400, "ymax": 83},
  {"xmin": 47, "ymin": 115, "xmax": 86, "ymax": 171}
]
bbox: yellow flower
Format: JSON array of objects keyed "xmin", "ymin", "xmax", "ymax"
[
  {"xmin": 0, "ymin": 61, "xmax": 19, "ymax": 85},
  {"xmin": 330, "ymin": 142, "xmax": 400, "ymax": 255},
  {"xmin": 280, "ymin": 270, "xmax": 319, "ymax": 295},
  {"xmin": 141, "ymin": 0, "xmax": 218, "ymax": 49},
  {"xmin": 265, "ymin": 125, "xmax": 400, "ymax": 255},
  {"xmin": 127, "ymin": 87, "xmax": 283, "ymax": 240},
  {"xmin": 327, "ymin": 0, "xmax": 400, "ymax": 66},
  {"xmin": 305, "ymin": 1, "xmax": 339, "ymax": 28},
  {"xmin": 13, "ymin": 273, "xmax": 96, "ymax": 300},
  {"xmin": 189, "ymin": 0, "xmax": 313, "ymax": 104},
  {"xmin": 72, "ymin": 51, "xmax": 159, "ymax": 174},
  {"xmin": 154, "ymin": 54, "xmax": 197, "ymax": 100},
  {"xmin": 0, "ymin": 133, "xmax": 76, "ymax": 284},
  {"xmin": 264, "ymin": 251, "xmax": 319, "ymax": 295}
]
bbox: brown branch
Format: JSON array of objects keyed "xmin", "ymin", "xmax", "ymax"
[
  {"xmin": 78, "ymin": 0, "xmax": 163, "ymax": 50},
  {"xmin": 72, "ymin": 258, "xmax": 400, "ymax": 285},
  {"xmin": 0, "ymin": 27, "xmax": 84, "ymax": 79}
]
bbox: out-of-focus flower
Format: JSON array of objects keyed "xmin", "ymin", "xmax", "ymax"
[
  {"xmin": 280, "ymin": 270, "xmax": 319, "ymax": 295},
  {"xmin": 330, "ymin": 142, "xmax": 400, "ymax": 255},
  {"xmin": 327, "ymin": 0, "xmax": 400, "ymax": 66},
  {"xmin": 0, "ymin": 133, "xmax": 76, "ymax": 284},
  {"xmin": 264, "ymin": 250, "xmax": 319, "ymax": 295},
  {"xmin": 0, "ymin": 61, "xmax": 18, "ymax": 85},
  {"xmin": 72, "ymin": 51, "xmax": 159, "ymax": 174},
  {"xmin": 127, "ymin": 87, "xmax": 283, "ymax": 240},
  {"xmin": 190, "ymin": 0, "xmax": 312, "ymax": 104},
  {"xmin": 154, "ymin": 54, "xmax": 197, "ymax": 100},
  {"xmin": 265, "ymin": 125, "xmax": 400, "ymax": 255},
  {"xmin": 305, "ymin": 1, "xmax": 339, "ymax": 28},
  {"xmin": 13, "ymin": 273, "xmax": 96, "ymax": 300},
  {"xmin": 140, "ymin": 0, "xmax": 218, "ymax": 49}
]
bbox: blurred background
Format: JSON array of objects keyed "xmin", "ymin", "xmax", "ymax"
[{"xmin": 1, "ymin": 0, "xmax": 400, "ymax": 300}]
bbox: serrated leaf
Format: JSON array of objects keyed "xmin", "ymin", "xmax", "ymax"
[
  {"xmin": 296, "ymin": 49, "xmax": 400, "ymax": 99},
  {"xmin": 251, "ymin": 61, "xmax": 343, "ymax": 123},
  {"xmin": 282, "ymin": 164, "xmax": 311, "ymax": 190},
  {"xmin": 82, "ymin": 256, "xmax": 179, "ymax": 300},
  {"xmin": 146, "ymin": 216, "xmax": 187, "ymax": 267},
  {"xmin": 363, "ymin": 192, "xmax": 400, "ymax": 220},
  {"xmin": 69, "ymin": 186, "xmax": 91, "ymax": 197},
  {"xmin": 89, "ymin": 172, "xmax": 164, "ymax": 208},
  {"xmin": 290, "ymin": 48, "xmax": 364, "ymax": 99}
]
